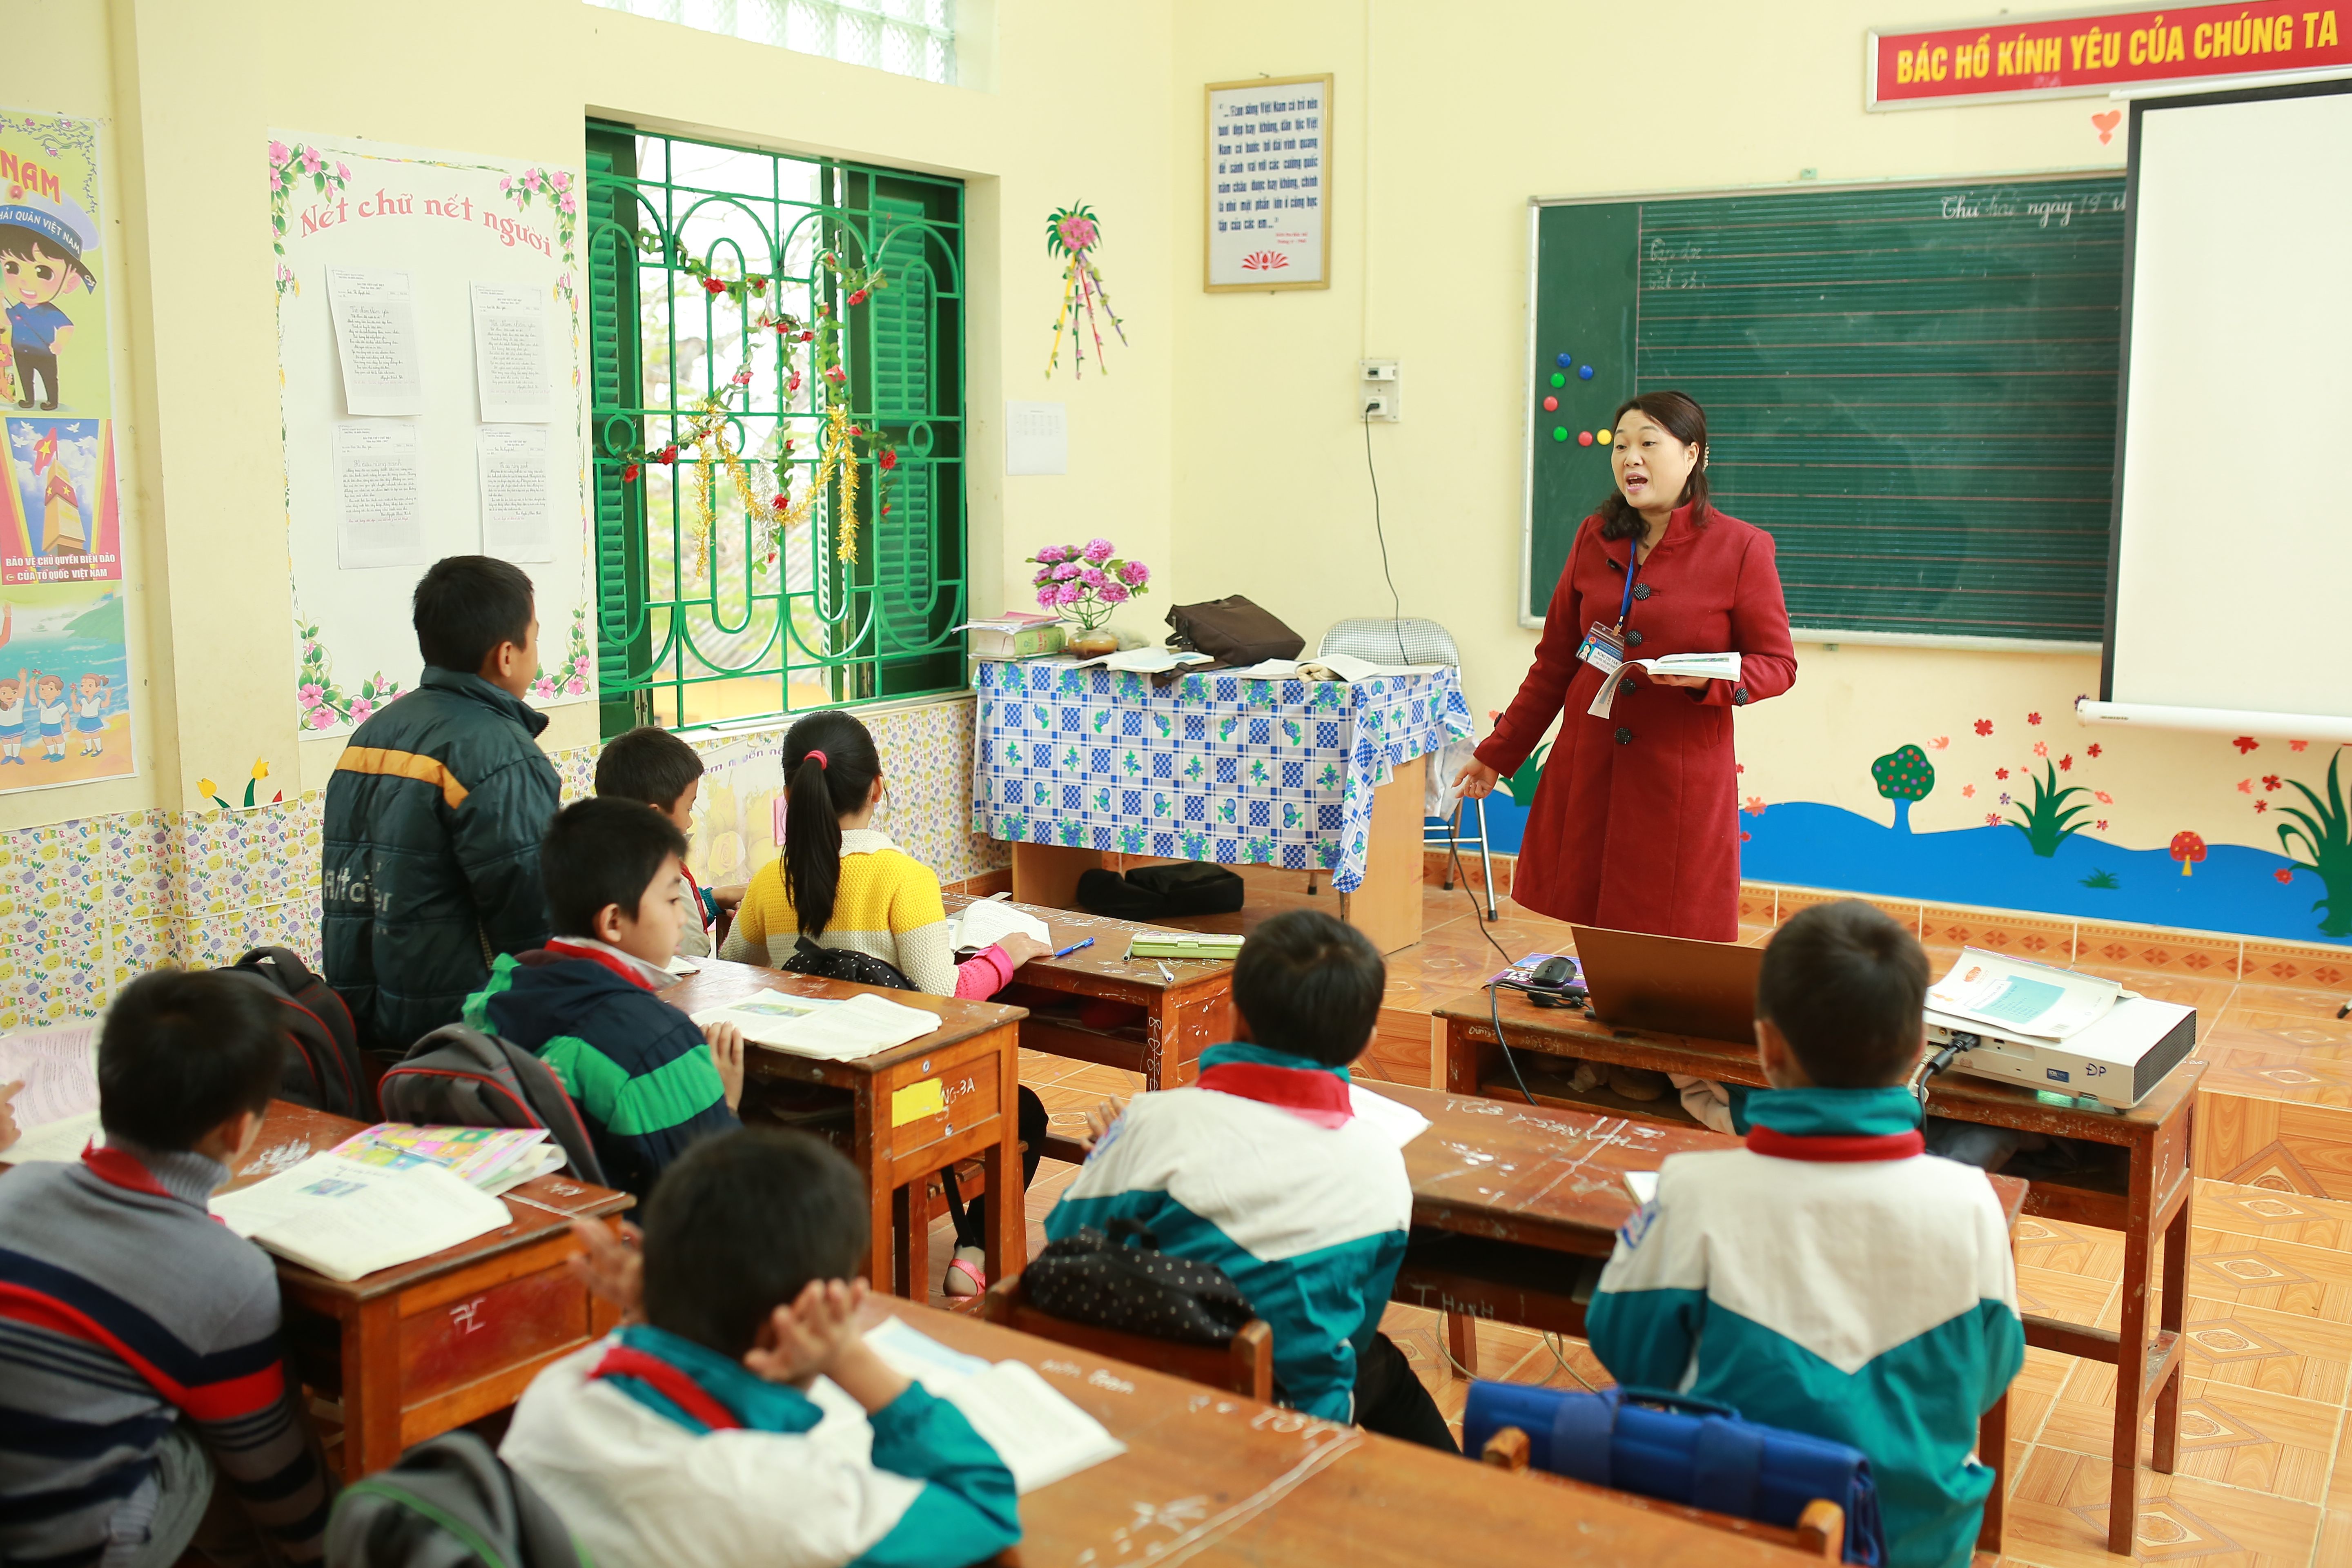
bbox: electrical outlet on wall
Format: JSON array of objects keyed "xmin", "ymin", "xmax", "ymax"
[{"xmin": 1358, "ymin": 358, "xmax": 1400, "ymax": 422}]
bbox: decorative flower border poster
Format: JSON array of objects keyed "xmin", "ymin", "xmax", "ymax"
[
  {"xmin": 269, "ymin": 131, "xmax": 593, "ymax": 735},
  {"xmin": 1204, "ymin": 74, "xmax": 1332, "ymax": 292},
  {"xmin": 0, "ymin": 108, "xmax": 137, "ymax": 793}
]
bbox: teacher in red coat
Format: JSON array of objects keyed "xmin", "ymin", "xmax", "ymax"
[{"xmin": 1454, "ymin": 392, "xmax": 1796, "ymax": 942}]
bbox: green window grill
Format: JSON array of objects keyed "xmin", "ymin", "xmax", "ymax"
[{"xmin": 587, "ymin": 124, "xmax": 966, "ymax": 736}]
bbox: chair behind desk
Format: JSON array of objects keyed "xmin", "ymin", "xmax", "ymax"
[
  {"xmin": 1479, "ymin": 1428, "xmax": 1845, "ymax": 1560},
  {"xmin": 981, "ymin": 1270, "xmax": 1274, "ymax": 1401}
]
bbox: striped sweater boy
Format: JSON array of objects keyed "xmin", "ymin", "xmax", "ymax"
[{"xmin": 0, "ymin": 1143, "xmax": 330, "ymax": 1566}]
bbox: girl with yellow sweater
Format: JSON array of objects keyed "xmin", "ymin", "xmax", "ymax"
[{"xmin": 720, "ymin": 710, "xmax": 1048, "ymax": 1295}]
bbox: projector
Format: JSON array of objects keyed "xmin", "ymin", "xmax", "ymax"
[{"xmin": 1926, "ymin": 994, "xmax": 2197, "ymax": 1108}]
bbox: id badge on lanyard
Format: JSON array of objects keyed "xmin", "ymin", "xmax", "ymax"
[{"xmin": 1576, "ymin": 548, "xmax": 1642, "ymax": 675}]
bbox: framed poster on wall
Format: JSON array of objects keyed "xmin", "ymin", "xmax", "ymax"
[{"xmin": 1204, "ymin": 73, "xmax": 1332, "ymax": 291}]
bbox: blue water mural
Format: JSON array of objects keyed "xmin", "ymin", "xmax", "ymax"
[{"xmin": 1739, "ymin": 802, "xmax": 2348, "ymax": 946}]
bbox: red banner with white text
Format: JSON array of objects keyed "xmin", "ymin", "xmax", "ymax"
[{"xmin": 1869, "ymin": 3, "xmax": 2349, "ymax": 107}]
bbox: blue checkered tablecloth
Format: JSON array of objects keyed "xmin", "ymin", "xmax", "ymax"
[{"xmin": 972, "ymin": 662, "xmax": 1473, "ymax": 893}]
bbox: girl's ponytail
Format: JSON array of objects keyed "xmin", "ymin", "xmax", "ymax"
[{"xmin": 780, "ymin": 710, "xmax": 881, "ymax": 938}]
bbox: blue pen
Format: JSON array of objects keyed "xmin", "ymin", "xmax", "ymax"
[{"xmin": 1052, "ymin": 938, "xmax": 1095, "ymax": 959}]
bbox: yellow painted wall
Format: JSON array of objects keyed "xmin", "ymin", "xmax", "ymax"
[{"xmin": 1, "ymin": 0, "xmax": 1180, "ymax": 826}]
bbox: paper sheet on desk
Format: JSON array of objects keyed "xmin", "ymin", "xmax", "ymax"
[
  {"xmin": 1927, "ymin": 948, "xmax": 2121, "ymax": 1040},
  {"xmin": 951, "ymin": 895, "xmax": 1051, "ymax": 954},
  {"xmin": 1349, "ymin": 1085, "xmax": 1430, "ymax": 1147},
  {"xmin": 0, "ymin": 1023, "xmax": 98, "ymax": 1131},
  {"xmin": 864, "ymin": 1319, "xmax": 1126, "ymax": 1493},
  {"xmin": 1228, "ymin": 654, "xmax": 1447, "ymax": 682},
  {"xmin": 690, "ymin": 991, "xmax": 940, "ymax": 1060}
]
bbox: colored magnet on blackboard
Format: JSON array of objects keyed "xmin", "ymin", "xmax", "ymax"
[
  {"xmin": 1578, "ymin": 364, "xmax": 1595, "ymax": 380},
  {"xmin": 1597, "ymin": 428, "xmax": 1613, "ymax": 445},
  {"xmin": 1552, "ymin": 427, "xmax": 1568, "ymax": 442},
  {"xmin": 1578, "ymin": 431, "xmax": 1593, "ymax": 446},
  {"xmin": 1542, "ymin": 396, "xmax": 1558, "ymax": 412},
  {"xmin": 1556, "ymin": 352, "xmax": 1573, "ymax": 368},
  {"xmin": 1549, "ymin": 372, "xmax": 1566, "ymax": 388}
]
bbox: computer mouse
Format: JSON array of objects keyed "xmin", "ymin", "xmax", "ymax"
[{"xmin": 1531, "ymin": 956, "xmax": 1577, "ymax": 989}]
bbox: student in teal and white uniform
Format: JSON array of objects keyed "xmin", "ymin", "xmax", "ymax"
[
  {"xmin": 502, "ymin": 1129, "xmax": 1019, "ymax": 1568},
  {"xmin": 1046, "ymin": 908, "xmax": 1454, "ymax": 1450},
  {"xmin": 1587, "ymin": 900, "xmax": 2024, "ymax": 1568}
]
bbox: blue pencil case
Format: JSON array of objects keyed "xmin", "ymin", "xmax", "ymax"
[{"xmin": 1462, "ymin": 1382, "xmax": 1886, "ymax": 1566}]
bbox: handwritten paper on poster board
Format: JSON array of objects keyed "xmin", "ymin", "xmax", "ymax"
[
  {"xmin": 270, "ymin": 132, "xmax": 590, "ymax": 735},
  {"xmin": 1203, "ymin": 74, "xmax": 1331, "ymax": 291}
]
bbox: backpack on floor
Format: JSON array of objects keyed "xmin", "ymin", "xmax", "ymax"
[
  {"xmin": 218, "ymin": 946, "xmax": 372, "ymax": 1120},
  {"xmin": 1024, "ymin": 1219, "xmax": 1256, "ymax": 1346},
  {"xmin": 379, "ymin": 1024, "xmax": 606, "ymax": 1187},
  {"xmin": 1076, "ymin": 862, "xmax": 1245, "ymax": 921},
  {"xmin": 325, "ymin": 1429, "xmax": 583, "ymax": 1568},
  {"xmin": 781, "ymin": 934, "xmax": 916, "ymax": 991}
]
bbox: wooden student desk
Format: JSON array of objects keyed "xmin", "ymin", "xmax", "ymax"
[
  {"xmin": 214, "ymin": 1101, "xmax": 631, "ymax": 1479},
  {"xmin": 1368, "ymin": 1080, "xmax": 2031, "ymax": 1554},
  {"xmin": 891, "ymin": 1299, "xmax": 1829, "ymax": 1567},
  {"xmin": 1433, "ymin": 988, "xmax": 2197, "ymax": 1555},
  {"xmin": 942, "ymin": 892, "xmax": 1234, "ymax": 1160},
  {"xmin": 658, "ymin": 959, "xmax": 1027, "ymax": 1300}
]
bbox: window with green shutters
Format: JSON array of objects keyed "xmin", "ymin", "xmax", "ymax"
[{"xmin": 586, "ymin": 125, "xmax": 966, "ymax": 734}]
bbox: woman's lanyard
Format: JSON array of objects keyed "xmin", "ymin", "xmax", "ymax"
[{"xmin": 1613, "ymin": 543, "xmax": 1644, "ymax": 633}]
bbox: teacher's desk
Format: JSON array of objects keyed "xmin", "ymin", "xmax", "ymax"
[{"xmin": 1432, "ymin": 987, "xmax": 2195, "ymax": 1556}]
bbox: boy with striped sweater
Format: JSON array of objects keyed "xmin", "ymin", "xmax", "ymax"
[
  {"xmin": 1046, "ymin": 909, "xmax": 1454, "ymax": 1449},
  {"xmin": 1588, "ymin": 900, "xmax": 2025, "ymax": 1568},
  {"xmin": 0, "ymin": 970, "xmax": 332, "ymax": 1566},
  {"xmin": 466, "ymin": 797, "xmax": 744, "ymax": 1198}
]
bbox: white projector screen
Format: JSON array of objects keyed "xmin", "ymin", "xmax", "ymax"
[{"xmin": 2106, "ymin": 82, "xmax": 2352, "ymax": 728}]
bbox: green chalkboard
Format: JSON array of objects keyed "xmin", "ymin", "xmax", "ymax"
[{"xmin": 1526, "ymin": 176, "xmax": 2127, "ymax": 644}]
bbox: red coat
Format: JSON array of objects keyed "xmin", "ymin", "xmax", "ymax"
[{"xmin": 1476, "ymin": 504, "xmax": 1797, "ymax": 941}]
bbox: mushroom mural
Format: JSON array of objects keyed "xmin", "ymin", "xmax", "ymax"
[{"xmin": 2170, "ymin": 830, "xmax": 2206, "ymax": 877}]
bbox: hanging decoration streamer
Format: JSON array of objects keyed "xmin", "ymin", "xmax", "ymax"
[
  {"xmin": 612, "ymin": 237, "xmax": 899, "ymax": 574},
  {"xmin": 1045, "ymin": 203, "xmax": 1127, "ymax": 379}
]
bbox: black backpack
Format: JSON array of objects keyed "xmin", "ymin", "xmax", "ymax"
[
  {"xmin": 325, "ymin": 1429, "xmax": 583, "ymax": 1568},
  {"xmin": 379, "ymin": 1025, "xmax": 606, "ymax": 1188},
  {"xmin": 781, "ymin": 934, "xmax": 916, "ymax": 991},
  {"xmin": 1024, "ymin": 1220, "xmax": 1256, "ymax": 1346},
  {"xmin": 1076, "ymin": 862, "xmax": 1246, "ymax": 922},
  {"xmin": 218, "ymin": 946, "xmax": 373, "ymax": 1119}
]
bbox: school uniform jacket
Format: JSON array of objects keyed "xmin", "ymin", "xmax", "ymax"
[
  {"xmin": 1043, "ymin": 1043, "xmax": 1413, "ymax": 1422},
  {"xmin": 464, "ymin": 941, "xmax": 737, "ymax": 1198},
  {"xmin": 1474, "ymin": 504, "xmax": 1797, "ymax": 940},
  {"xmin": 502, "ymin": 1325, "xmax": 1019, "ymax": 1568},
  {"xmin": 1586, "ymin": 1086, "xmax": 2025, "ymax": 1568}
]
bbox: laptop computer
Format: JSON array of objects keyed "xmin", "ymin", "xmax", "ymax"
[{"xmin": 1570, "ymin": 924, "xmax": 1763, "ymax": 1046}]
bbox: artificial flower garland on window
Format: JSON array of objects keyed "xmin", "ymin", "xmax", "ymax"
[{"xmin": 609, "ymin": 235, "xmax": 902, "ymax": 572}]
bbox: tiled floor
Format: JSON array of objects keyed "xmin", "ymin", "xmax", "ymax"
[{"xmin": 921, "ymin": 868, "xmax": 2352, "ymax": 1566}]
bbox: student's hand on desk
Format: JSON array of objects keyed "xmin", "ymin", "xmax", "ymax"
[
  {"xmin": 995, "ymin": 932, "xmax": 1051, "ymax": 969},
  {"xmin": 704, "ymin": 1021, "xmax": 746, "ymax": 1110},
  {"xmin": 567, "ymin": 1217, "xmax": 644, "ymax": 1321},
  {"xmin": 1452, "ymin": 759, "xmax": 1499, "ymax": 800},
  {"xmin": 1078, "ymin": 1096, "xmax": 1127, "ymax": 1155},
  {"xmin": 0, "ymin": 1081, "xmax": 20, "ymax": 1155}
]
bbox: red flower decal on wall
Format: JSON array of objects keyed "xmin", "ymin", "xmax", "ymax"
[
  {"xmin": 2264, "ymin": 775, "xmax": 2281, "ymax": 791},
  {"xmin": 2254, "ymin": 800, "xmax": 2268, "ymax": 812},
  {"xmin": 2027, "ymin": 712, "xmax": 2042, "ymax": 725},
  {"xmin": 1996, "ymin": 767, "xmax": 2010, "ymax": 780},
  {"xmin": 1984, "ymin": 813, "xmax": 2002, "ymax": 826},
  {"xmin": 2087, "ymin": 743, "xmax": 2103, "ymax": 758},
  {"xmin": 2233, "ymin": 736, "xmax": 2260, "ymax": 753},
  {"xmin": 2277, "ymin": 868, "xmax": 2296, "ymax": 883},
  {"xmin": 1974, "ymin": 719, "xmax": 1993, "ymax": 736},
  {"xmin": 2058, "ymin": 753, "xmax": 2073, "ymax": 771},
  {"xmin": 2290, "ymin": 739, "xmax": 2310, "ymax": 752}
]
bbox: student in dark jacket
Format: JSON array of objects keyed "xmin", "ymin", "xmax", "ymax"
[
  {"xmin": 465, "ymin": 797, "xmax": 746, "ymax": 1198},
  {"xmin": 323, "ymin": 557, "xmax": 563, "ymax": 1051}
]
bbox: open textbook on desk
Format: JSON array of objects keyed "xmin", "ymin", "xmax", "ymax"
[
  {"xmin": 688, "ymin": 990, "xmax": 942, "ymax": 1061},
  {"xmin": 862, "ymin": 1316, "xmax": 1125, "ymax": 1492}
]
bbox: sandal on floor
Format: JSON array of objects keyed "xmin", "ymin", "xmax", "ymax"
[{"xmin": 943, "ymin": 1247, "xmax": 987, "ymax": 1297}]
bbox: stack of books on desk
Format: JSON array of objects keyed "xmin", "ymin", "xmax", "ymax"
[{"xmin": 958, "ymin": 613, "xmax": 1067, "ymax": 660}]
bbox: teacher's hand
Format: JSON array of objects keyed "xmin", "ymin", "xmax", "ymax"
[
  {"xmin": 1647, "ymin": 673, "xmax": 1712, "ymax": 689},
  {"xmin": 1453, "ymin": 759, "xmax": 1500, "ymax": 800}
]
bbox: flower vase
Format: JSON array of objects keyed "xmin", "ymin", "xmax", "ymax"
[{"xmin": 1066, "ymin": 628, "xmax": 1120, "ymax": 659}]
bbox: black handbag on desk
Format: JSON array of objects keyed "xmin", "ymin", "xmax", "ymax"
[{"xmin": 1024, "ymin": 1220, "xmax": 1256, "ymax": 1346}]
